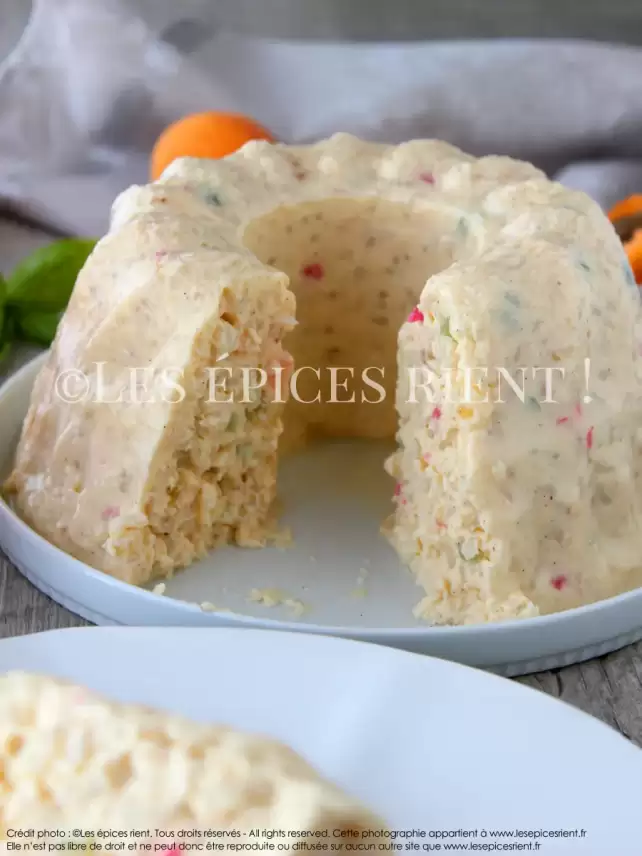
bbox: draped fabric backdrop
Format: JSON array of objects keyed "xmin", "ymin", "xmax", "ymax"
[{"xmin": 2, "ymin": 0, "xmax": 642, "ymax": 237}]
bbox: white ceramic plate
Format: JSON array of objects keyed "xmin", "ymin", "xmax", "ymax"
[
  {"xmin": 3, "ymin": 354, "xmax": 642, "ymax": 676},
  {"xmin": 0, "ymin": 626, "xmax": 640, "ymax": 853}
]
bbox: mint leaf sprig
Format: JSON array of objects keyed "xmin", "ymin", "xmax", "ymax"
[{"xmin": 0, "ymin": 238, "xmax": 97, "ymax": 358}]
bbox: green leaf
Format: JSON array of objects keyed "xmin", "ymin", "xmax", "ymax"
[
  {"xmin": 0, "ymin": 289, "xmax": 13, "ymax": 362},
  {"xmin": 3, "ymin": 309, "xmax": 16, "ymax": 340},
  {"xmin": 6, "ymin": 238, "xmax": 97, "ymax": 312},
  {"xmin": 16, "ymin": 308, "xmax": 63, "ymax": 346}
]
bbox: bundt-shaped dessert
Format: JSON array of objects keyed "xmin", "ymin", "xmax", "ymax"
[{"xmin": 6, "ymin": 133, "xmax": 642, "ymax": 624}]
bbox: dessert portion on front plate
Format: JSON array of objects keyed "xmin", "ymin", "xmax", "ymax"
[
  {"xmin": 5, "ymin": 133, "xmax": 642, "ymax": 625},
  {"xmin": 0, "ymin": 671, "xmax": 383, "ymax": 838}
]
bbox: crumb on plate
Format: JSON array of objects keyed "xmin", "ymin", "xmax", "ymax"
[{"xmin": 248, "ymin": 588, "xmax": 309, "ymax": 616}]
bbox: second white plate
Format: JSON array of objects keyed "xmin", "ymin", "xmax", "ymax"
[
  {"xmin": 0, "ymin": 627, "xmax": 640, "ymax": 854},
  {"xmin": 2, "ymin": 353, "xmax": 642, "ymax": 676}
]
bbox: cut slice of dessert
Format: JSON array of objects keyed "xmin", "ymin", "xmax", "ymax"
[
  {"xmin": 5, "ymin": 230, "xmax": 295, "ymax": 585},
  {"xmin": 387, "ymin": 180, "xmax": 642, "ymax": 623},
  {"xmin": 0, "ymin": 671, "xmax": 384, "ymax": 839}
]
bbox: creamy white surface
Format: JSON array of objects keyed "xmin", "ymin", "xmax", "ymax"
[
  {"xmin": 0, "ymin": 671, "xmax": 381, "ymax": 837},
  {"xmin": 6, "ymin": 133, "xmax": 642, "ymax": 623}
]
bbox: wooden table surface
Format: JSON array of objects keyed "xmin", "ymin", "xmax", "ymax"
[{"xmin": 1, "ymin": 219, "xmax": 642, "ymax": 749}]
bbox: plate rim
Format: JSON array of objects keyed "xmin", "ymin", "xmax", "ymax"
[{"xmin": 0, "ymin": 624, "xmax": 639, "ymax": 756}]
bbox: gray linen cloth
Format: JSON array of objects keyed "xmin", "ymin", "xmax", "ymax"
[{"xmin": 2, "ymin": 0, "xmax": 642, "ymax": 238}]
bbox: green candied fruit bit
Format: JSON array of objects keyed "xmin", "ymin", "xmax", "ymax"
[
  {"xmin": 504, "ymin": 292, "xmax": 520, "ymax": 308},
  {"xmin": 457, "ymin": 544, "xmax": 484, "ymax": 563},
  {"xmin": 527, "ymin": 396, "xmax": 541, "ymax": 410},
  {"xmin": 440, "ymin": 317, "xmax": 457, "ymax": 341},
  {"xmin": 497, "ymin": 308, "xmax": 520, "ymax": 332},
  {"xmin": 577, "ymin": 259, "xmax": 591, "ymax": 273},
  {"xmin": 204, "ymin": 191, "xmax": 222, "ymax": 206},
  {"xmin": 455, "ymin": 216, "xmax": 469, "ymax": 237}
]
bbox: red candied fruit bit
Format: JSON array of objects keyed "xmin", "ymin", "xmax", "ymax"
[
  {"xmin": 407, "ymin": 306, "xmax": 424, "ymax": 323},
  {"xmin": 302, "ymin": 262, "xmax": 324, "ymax": 280},
  {"xmin": 431, "ymin": 406, "xmax": 442, "ymax": 420},
  {"xmin": 556, "ymin": 416, "xmax": 569, "ymax": 425},
  {"xmin": 551, "ymin": 574, "xmax": 568, "ymax": 591},
  {"xmin": 419, "ymin": 171, "xmax": 435, "ymax": 185},
  {"xmin": 290, "ymin": 157, "xmax": 307, "ymax": 181},
  {"xmin": 586, "ymin": 427, "xmax": 594, "ymax": 450},
  {"xmin": 394, "ymin": 483, "xmax": 407, "ymax": 505},
  {"xmin": 436, "ymin": 519, "xmax": 447, "ymax": 530},
  {"xmin": 101, "ymin": 505, "xmax": 120, "ymax": 521},
  {"xmin": 574, "ymin": 402, "xmax": 583, "ymax": 418}
]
